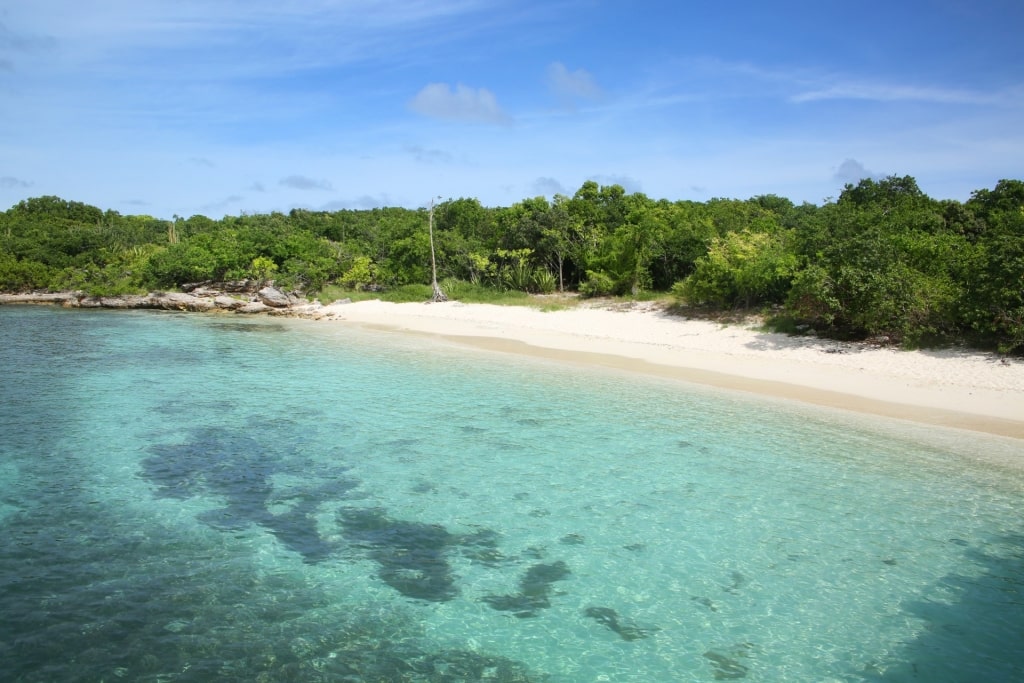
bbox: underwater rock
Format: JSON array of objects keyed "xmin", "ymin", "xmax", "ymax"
[
  {"xmin": 338, "ymin": 507, "xmax": 459, "ymax": 602},
  {"xmin": 691, "ymin": 595, "xmax": 718, "ymax": 612},
  {"xmin": 142, "ymin": 426, "xmax": 355, "ymax": 563},
  {"xmin": 457, "ymin": 528, "xmax": 508, "ymax": 567},
  {"xmin": 337, "ymin": 508, "xmax": 508, "ymax": 602},
  {"xmin": 560, "ymin": 533, "xmax": 585, "ymax": 545},
  {"xmin": 724, "ymin": 570, "xmax": 748, "ymax": 593},
  {"xmin": 703, "ymin": 643, "xmax": 756, "ymax": 680},
  {"xmin": 483, "ymin": 561, "xmax": 571, "ymax": 618},
  {"xmin": 584, "ymin": 606, "xmax": 659, "ymax": 641}
]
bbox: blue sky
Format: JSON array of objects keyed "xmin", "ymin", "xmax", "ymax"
[{"xmin": 2, "ymin": 1, "xmax": 1022, "ymax": 219}]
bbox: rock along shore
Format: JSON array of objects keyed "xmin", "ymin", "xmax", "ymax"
[{"xmin": 0, "ymin": 285, "xmax": 350, "ymax": 319}]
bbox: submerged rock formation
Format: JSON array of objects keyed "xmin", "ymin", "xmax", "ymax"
[{"xmin": 482, "ymin": 561, "xmax": 571, "ymax": 618}]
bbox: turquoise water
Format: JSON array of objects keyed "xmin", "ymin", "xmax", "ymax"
[{"xmin": 1, "ymin": 306, "xmax": 1022, "ymax": 682}]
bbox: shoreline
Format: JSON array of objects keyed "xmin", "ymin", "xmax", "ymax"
[
  {"xmin": 5, "ymin": 292, "xmax": 1023, "ymax": 441},
  {"xmin": 310, "ymin": 299, "xmax": 1024, "ymax": 441}
]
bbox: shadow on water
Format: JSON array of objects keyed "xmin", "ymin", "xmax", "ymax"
[{"xmin": 862, "ymin": 534, "xmax": 1024, "ymax": 682}]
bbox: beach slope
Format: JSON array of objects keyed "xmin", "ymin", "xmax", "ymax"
[{"xmin": 315, "ymin": 299, "xmax": 1024, "ymax": 440}]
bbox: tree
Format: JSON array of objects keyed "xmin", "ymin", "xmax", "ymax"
[
  {"xmin": 786, "ymin": 176, "xmax": 961, "ymax": 343},
  {"xmin": 678, "ymin": 229, "xmax": 798, "ymax": 307},
  {"xmin": 428, "ymin": 198, "xmax": 447, "ymax": 302}
]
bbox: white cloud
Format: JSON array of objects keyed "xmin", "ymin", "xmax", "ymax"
[
  {"xmin": 547, "ymin": 62, "xmax": 601, "ymax": 100},
  {"xmin": 408, "ymin": 83, "xmax": 509, "ymax": 123}
]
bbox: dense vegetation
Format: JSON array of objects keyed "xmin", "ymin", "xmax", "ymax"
[{"xmin": 2, "ymin": 177, "xmax": 1023, "ymax": 352}]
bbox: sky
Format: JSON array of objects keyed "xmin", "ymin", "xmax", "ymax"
[{"xmin": 2, "ymin": 0, "xmax": 1022, "ymax": 219}]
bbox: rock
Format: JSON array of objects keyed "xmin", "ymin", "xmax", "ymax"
[
  {"xmin": 222, "ymin": 279, "xmax": 258, "ymax": 293},
  {"xmin": 257, "ymin": 286, "xmax": 291, "ymax": 308},
  {"xmin": 213, "ymin": 295, "xmax": 244, "ymax": 310},
  {"xmin": 0, "ymin": 291, "xmax": 81, "ymax": 305},
  {"xmin": 3, "ymin": 287, "xmax": 320, "ymax": 317},
  {"xmin": 182, "ymin": 279, "xmax": 257, "ymax": 294},
  {"xmin": 99, "ymin": 295, "xmax": 149, "ymax": 308},
  {"xmin": 151, "ymin": 292, "xmax": 213, "ymax": 311},
  {"xmin": 238, "ymin": 301, "xmax": 271, "ymax": 314}
]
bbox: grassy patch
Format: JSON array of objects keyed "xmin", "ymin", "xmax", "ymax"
[{"xmin": 316, "ymin": 284, "xmax": 433, "ymax": 303}]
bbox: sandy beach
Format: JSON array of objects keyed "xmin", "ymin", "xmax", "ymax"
[{"xmin": 308, "ymin": 299, "xmax": 1024, "ymax": 440}]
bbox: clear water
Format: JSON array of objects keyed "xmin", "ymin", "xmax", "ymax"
[{"xmin": 1, "ymin": 306, "xmax": 1022, "ymax": 682}]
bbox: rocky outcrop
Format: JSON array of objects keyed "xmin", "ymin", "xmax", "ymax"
[
  {"xmin": 0, "ymin": 287, "xmax": 354, "ymax": 320},
  {"xmin": 257, "ymin": 286, "xmax": 292, "ymax": 308}
]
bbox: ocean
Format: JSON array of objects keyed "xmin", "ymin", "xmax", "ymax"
[{"xmin": 1, "ymin": 305, "xmax": 1022, "ymax": 682}]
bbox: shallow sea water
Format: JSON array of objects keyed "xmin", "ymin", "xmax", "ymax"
[{"xmin": 1, "ymin": 305, "xmax": 1022, "ymax": 682}]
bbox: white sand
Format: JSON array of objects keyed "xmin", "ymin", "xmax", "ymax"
[{"xmin": 306, "ymin": 299, "xmax": 1024, "ymax": 440}]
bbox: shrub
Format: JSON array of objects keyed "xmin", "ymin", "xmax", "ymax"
[
  {"xmin": 579, "ymin": 270, "xmax": 615, "ymax": 298},
  {"xmin": 531, "ymin": 268, "xmax": 556, "ymax": 294}
]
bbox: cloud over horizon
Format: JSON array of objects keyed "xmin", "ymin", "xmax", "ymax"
[{"xmin": 833, "ymin": 159, "xmax": 882, "ymax": 185}]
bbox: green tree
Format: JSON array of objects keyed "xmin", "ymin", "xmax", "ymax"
[
  {"xmin": 678, "ymin": 229, "xmax": 798, "ymax": 307},
  {"xmin": 787, "ymin": 176, "xmax": 962, "ymax": 343}
]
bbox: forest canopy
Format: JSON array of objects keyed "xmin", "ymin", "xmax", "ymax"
[{"xmin": 2, "ymin": 177, "xmax": 1023, "ymax": 353}]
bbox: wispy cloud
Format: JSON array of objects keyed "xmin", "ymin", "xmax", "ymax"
[
  {"xmin": 279, "ymin": 175, "xmax": 333, "ymax": 191},
  {"xmin": 7, "ymin": 1, "xmax": 502, "ymax": 80},
  {"xmin": 681, "ymin": 58, "xmax": 1018, "ymax": 108},
  {"xmin": 792, "ymin": 81, "xmax": 1003, "ymax": 105},
  {"xmin": 409, "ymin": 83, "xmax": 509, "ymax": 123}
]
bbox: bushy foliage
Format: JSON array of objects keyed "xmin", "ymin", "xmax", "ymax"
[
  {"xmin": 578, "ymin": 270, "xmax": 616, "ymax": 298},
  {"xmin": 3, "ymin": 176, "xmax": 1024, "ymax": 352},
  {"xmin": 339, "ymin": 255, "xmax": 376, "ymax": 290},
  {"xmin": 676, "ymin": 229, "xmax": 797, "ymax": 308}
]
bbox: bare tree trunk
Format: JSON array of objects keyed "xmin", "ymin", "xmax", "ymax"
[{"xmin": 428, "ymin": 197, "xmax": 447, "ymax": 302}]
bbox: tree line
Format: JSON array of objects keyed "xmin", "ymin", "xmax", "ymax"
[{"xmin": 1, "ymin": 177, "xmax": 1022, "ymax": 352}]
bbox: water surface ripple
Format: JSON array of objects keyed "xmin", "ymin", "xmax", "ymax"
[{"xmin": 1, "ymin": 306, "xmax": 1022, "ymax": 682}]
